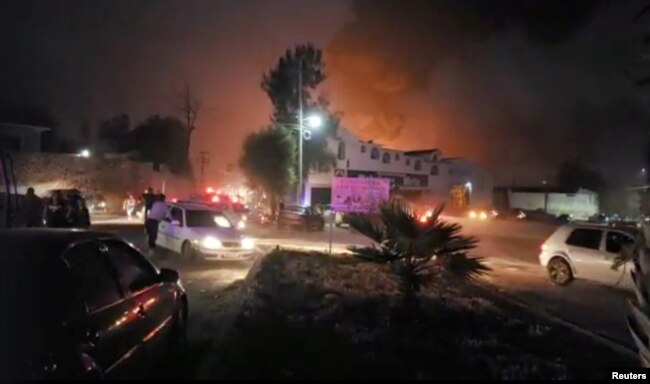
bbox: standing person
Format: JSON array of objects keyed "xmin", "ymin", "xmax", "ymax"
[
  {"xmin": 44, "ymin": 191, "xmax": 67, "ymax": 228},
  {"xmin": 145, "ymin": 194, "xmax": 167, "ymax": 255},
  {"xmin": 23, "ymin": 187, "xmax": 43, "ymax": 227},
  {"xmin": 123, "ymin": 193, "xmax": 136, "ymax": 221},
  {"xmin": 142, "ymin": 187, "xmax": 155, "ymax": 220}
]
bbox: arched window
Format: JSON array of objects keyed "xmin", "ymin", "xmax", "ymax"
[
  {"xmin": 370, "ymin": 147, "xmax": 379, "ymax": 159},
  {"xmin": 406, "ymin": 158, "xmax": 411, "ymax": 166},
  {"xmin": 382, "ymin": 152, "xmax": 391, "ymax": 164},
  {"xmin": 360, "ymin": 145, "xmax": 366, "ymax": 153},
  {"xmin": 337, "ymin": 141, "xmax": 346, "ymax": 160},
  {"xmin": 430, "ymin": 165, "xmax": 439, "ymax": 175},
  {"xmin": 414, "ymin": 160, "xmax": 421, "ymax": 171}
]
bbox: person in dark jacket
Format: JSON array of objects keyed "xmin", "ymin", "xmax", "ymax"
[
  {"xmin": 66, "ymin": 194, "xmax": 91, "ymax": 228},
  {"xmin": 44, "ymin": 191, "xmax": 67, "ymax": 228},
  {"xmin": 23, "ymin": 187, "xmax": 43, "ymax": 227},
  {"xmin": 142, "ymin": 187, "xmax": 155, "ymax": 220}
]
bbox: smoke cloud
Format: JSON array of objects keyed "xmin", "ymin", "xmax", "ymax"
[{"xmin": 325, "ymin": 0, "xmax": 647, "ymax": 185}]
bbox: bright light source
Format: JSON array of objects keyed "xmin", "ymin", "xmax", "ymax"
[
  {"xmin": 237, "ymin": 220, "xmax": 246, "ymax": 229},
  {"xmin": 241, "ymin": 238, "xmax": 255, "ymax": 250},
  {"xmin": 479, "ymin": 211, "xmax": 488, "ymax": 220},
  {"xmin": 201, "ymin": 236, "xmax": 222, "ymax": 249},
  {"xmin": 465, "ymin": 181, "xmax": 472, "ymax": 193},
  {"xmin": 469, "ymin": 211, "xmax": 477, "ymax": 219},
  {"xmin": 213, "ymin": 215, "xmax": 231, "ymax": 228},
  {"xmin": 211, "ymin": 195, "xmax": 220, "ymax": 203},
  {"xmin": 232, "ymin": 196, "xmax": 239, "ymax": 203},
  {"xmin": 171, "ymin": 197, "xmax": 178, "ymax": 203},
  {"xmin": 79, "ymin": 149, "xmax": 91, "ymax": 158},
  {"xmin": 206, "ymin": 187, "xmax": 214, "ymax": 194},
  {"xmin": 305, "ymin": 114, "xmax": 323, "ymax": 129}
]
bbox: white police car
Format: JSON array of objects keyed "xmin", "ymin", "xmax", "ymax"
[{"xmin": 156, "ymin": 202, "xmax": 256, "ymax": 261}]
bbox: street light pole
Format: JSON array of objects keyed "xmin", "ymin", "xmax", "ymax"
[{"xmin": 297, "ymin": 57, "xmax": 304, "ymax": 204}]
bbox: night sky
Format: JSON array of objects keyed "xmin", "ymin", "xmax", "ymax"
[{"xmin": 1, "ymin": 0, "xmax": 649, "ymax": 186}]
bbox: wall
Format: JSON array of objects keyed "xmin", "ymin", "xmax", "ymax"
[
  {"xmin": 507, "ymin": 189, "xmax": 599, "ymax": 219},
  {"xmin": 4, "ymin": 153, "xmax": 195, "ymax": 212}
]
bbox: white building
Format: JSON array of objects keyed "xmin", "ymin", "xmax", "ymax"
[
  {"xmin": 305, "ymin": 128, "xmax": 492, "ymax": 207},
  {"xmin": 0, "ymin": 123, "xmax": 51, "ymax": 153}
]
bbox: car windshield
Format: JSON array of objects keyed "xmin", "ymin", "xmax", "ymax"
[{"xmin": 185, "ymin": 210, "xmax": 232, "ymax": 228}]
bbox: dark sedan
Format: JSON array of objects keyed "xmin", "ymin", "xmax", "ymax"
[
  {"xmin": 0, "ymin": 229, "xmax": 187, "ymax": 380},
  {"xmin": 277, "ymin": 205, "xmax": 325, "ymax": 231}
]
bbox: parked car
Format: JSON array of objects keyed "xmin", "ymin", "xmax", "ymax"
[
  {"xmin": 0, "ymin": 229, "xmax": 187, "ymax": 380},
  {"xmin": 156, "ymin": 202, "xmax": 256, "ymax": 261},
  {"xmin": 495, "ymin": 208, "xmax": 527, "ymax": 221},
  {"xmin": 86, "ymin": 194, "xmax": 107, "ymax": 214},
  {"xmin": 538, "ymin": 224, "xmax": 637, "ymax": 289},
  {"xmin": 277, "ymin": 205, "xmax": 325, "ymax": 231}
]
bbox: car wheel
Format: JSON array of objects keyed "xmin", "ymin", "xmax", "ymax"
[
  {"xmin": 168, "ymin": 299, "xmax": 188, "ymax": 355},
  {"xmin": 181, "ymin": 241, "xmax": 197, "ymax": 262},
  {"xmin": 547, "ymin": 257, "xmax": 573, "ymax": 286}
]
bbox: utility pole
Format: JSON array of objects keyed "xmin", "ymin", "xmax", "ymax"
[
  {"xmin": 297, "ymin": 57, "xmax": 304, "ymax": 205},
  {"xmin": 198, "ymin": 151, "xmax": 210, "ymax": 188}
]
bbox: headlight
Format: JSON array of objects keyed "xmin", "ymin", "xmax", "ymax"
[
  {"xmin": 469, "ymin": 211, "xmax": 477, "ymax": 219},
  {"xmin": 202, "ymin": 236, "xmax": 222, "ymax": 249},
  {"xmin": 237, "ymin": 220, "xmax": 246, "ymax": 229},
  {"xmin": 479, "ymin": 211, "xmax": 488, "ymax": 220},
  {"xmin": 241, "ymin": 238, "xmax": 255, "ymax": 250}
]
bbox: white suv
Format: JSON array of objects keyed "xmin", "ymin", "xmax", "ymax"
[
  {"xmin": 156, "ymin": 202, "xmax": 256, "ymax": 261},
  {"xmin": 539, "ymin": 224, "xmax": 636, "ymax": 289}
]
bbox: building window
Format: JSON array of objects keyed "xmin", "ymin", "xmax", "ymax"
[
  {"xmin": 414, "ymin": 160, "xmax": 421, "ymax": 171},
  {"xmin": 370, "ymin": 147, "xmax": 379, "ymax": 159},
  {"xmin": 382, "ymin": 152, "xmax": 391, "ymax": 164},
  {"xmin": 361, "ymin": 145, "xmax": 366, "ymax": 153},
  {"xmin": 395, "ymin": 153, "xmax": 400, "ymax": 161},
  {"xmin": 430, "ymin": 165, "xmax": 439, "ymax": 175},
  {"xmin": 337, "ymin": 141, "xmax": 346, "ymax": 160},
  {"xmin": 432, "ymin": 154, "xmax": 438, "ymax": 162},
  {"xmin": 406, "ymin": 158, "xmax": 411, "ymax": 166}
]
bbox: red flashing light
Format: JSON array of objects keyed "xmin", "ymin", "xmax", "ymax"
[
  {"xmin": 171, "ymin": 197, "xmax": 178, "ymax": 203},
  {"xmin": 206, "ymin": 187, "xmax": 215, "ymax": 194},
  {"xmin": 211, "ymin": 195, "xmax": 220, "ymax": 203}
]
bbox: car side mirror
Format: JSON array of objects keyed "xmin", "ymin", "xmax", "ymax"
[{"xmin": 159, "ymin": 268, "xmax": 179, "ymax": 283}]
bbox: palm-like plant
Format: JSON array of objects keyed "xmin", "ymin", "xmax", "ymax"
[{"xmin": 347, "ymin": 201, "xmax": 490, "ymax": 315}]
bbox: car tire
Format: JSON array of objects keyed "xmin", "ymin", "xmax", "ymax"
[
  {"xmin": 181, "ymin": 241, "xmax": 197, "ymax": 262},
  {"xmin": 547, "ymin": 257, "xmax": 573, "ymax": 286},
  {"xmin": 168, "ymin": 299, "xmax": 188, "ymax": 354}
]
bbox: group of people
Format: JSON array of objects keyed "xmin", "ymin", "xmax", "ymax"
[{"xmin": 22, "ymin": 188, "xmax": 90, "ymax": 228}]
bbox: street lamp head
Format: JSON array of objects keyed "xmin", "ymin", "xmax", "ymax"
[
  {"xmin": 79, "ymin": 149, "xmax": 91, "ymax": 158},
  {"xmin": 305, "ymin": 114, "xmax": 323, "ymax": 129}
]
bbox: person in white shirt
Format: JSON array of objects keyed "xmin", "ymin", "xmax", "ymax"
[{"xmin": 145, "ymin": 195, "xmax": 167, "ymax": 252}]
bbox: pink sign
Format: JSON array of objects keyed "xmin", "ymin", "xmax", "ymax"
[{"xmin": 331, "ymin": 177, "xmax": 390, "ymax": 213}]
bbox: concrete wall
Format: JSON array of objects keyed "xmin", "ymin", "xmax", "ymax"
[
  {"xmin": 507, "ymin": 189, "xmax": 598, "ymax": 219},
  {"xmin": 2, "ymin": 153, "xmax": 195, "ymax": 212}
]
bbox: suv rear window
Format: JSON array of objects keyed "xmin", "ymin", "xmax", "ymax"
[{"xmin": 566, "ymin": 228, "xmax": 602, "ymax": 250}]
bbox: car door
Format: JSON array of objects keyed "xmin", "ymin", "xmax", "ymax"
[
  {"xmin": 564, "ymin": 228, "xmax": 608, "ymax": 283},
  {"xmin": 165, "ymin": 207, "xmax": 185, "ymax": 253},
  {"xmin": 63, "ymin": 241, "xmax": 143, "ymax": 379},
  {"xmin": 603, "ymin": 230, "xmax": 636, "ymax": 289},
  {"xmin": 156, "ymin": 207, "xmax": 174, "ymax": 250},
  {"xmin": 102, "ymin": 239, "xmax": 178, "ymax": 370}
]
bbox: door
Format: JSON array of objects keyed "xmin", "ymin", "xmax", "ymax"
[
  {"xmin": 603, "ymin": 230, "xmax": 636, "ymax": 288},
  {"xmin": 165, "ymin": 207, "xmax": 185, "ymax": 253},
  {"xmin": 564, "ymin": 228, "xmax": 608, "ymax": 283},
  {"xmin": 156, "ymin": 207, "xmax": 174, "ymax": 250},
  {"xmin": 63, "ymin": 241, "xmax": 142, "ymax": 379},
  {"xmin": 103, "ymin": 239, "xmax": 178, "ymax": 370}
]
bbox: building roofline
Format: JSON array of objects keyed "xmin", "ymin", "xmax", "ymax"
[{"xmin": 0, "ymin": 122, "xmax": 52, "ymax": 132}]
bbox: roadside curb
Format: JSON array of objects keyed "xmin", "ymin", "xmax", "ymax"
[{"xmin": 476, "ymin": 281, "xmax": 638, "ymax": 361}]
